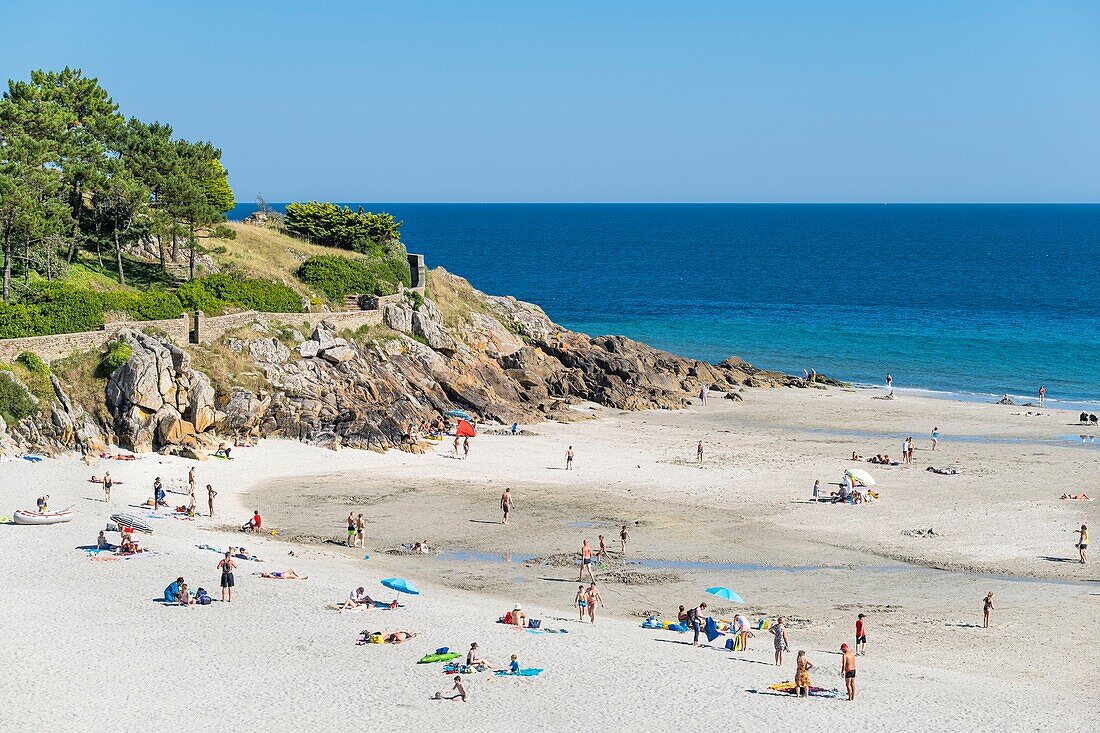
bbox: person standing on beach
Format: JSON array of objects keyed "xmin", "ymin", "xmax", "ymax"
[
  {"xmin": 566, "ymin": 446, "xmax": 574, "ymax": 470},
  {"xmin": 812, "ymin": 479, "xmax": 821, "ymax": 499},
  {"xmin": 700, "ymin": 385, "xmax": 709, "ymax": 405},
  {"xmin": 1076, "ymin": 524, "xmax": 1088, "ymax": 563},
  {"xmin": 453, "ymin": 435, "xmax": 460, "ymax": 457},
  {"xmin": 103, "ymin": 472, "xmax": 113, "ymax": 503},
  {"xmin": 596, "ymin": 535, "xmax": 609, "ymax": 562},
  {"xmin": 907, "ymin": 436, "xmax": 915, "ymax": 464},
  {"xmin": 500, "ymin": 488, "xmax": 513, "ymax": 525},
  {"xmin": 983, "ymin": 592, "xmax": 994, "ymax": 627},
  {"xmin": 809, "ymin": 368, "xmax": 816, "ymax": 384},
  {"xmin": 840, "ymin": 644, "xmax": 857, "ymax": 700},
  {"xmin": 462, "ymin": 437, "xmax": 470, "ymax": 459},
  {"xmin": 217, "ymin": 551, "xmax": 237, "ymax": 602},
  {"xmin": 772, "ymin": 617, "xmax": 789, "ymax": 666},
  {"xmin": 886, "ymin": 373, "xmax": 892, "ymax": 389},
  {"xmin": 697, "ymin": 440, "xmax": 704, "ymax": 464},
  {"xmin": 687, "ymin": 602, "xmax": 708, "ymax": 647},
  {"xmin": 584, "ymin": 583, "xmax": 603, "ymax": 624},
  {"xmin": 574, "ymin": 584, "xmax": 587, "ymax": 621},
  {"xmin": 855, "ymin": 613, "xmax": 867, "ymax": 655},
  {"xmin": 355, "ymin": 513, "xmax": 365, "ymax": 548},
  {"xmin": 206, "ymin": 484, "xmax": 217, "ymax": 517},
  {"xmin": 1038, "ymin": 385, "xmax": 1046, "ymax": 406},
  {"xmin": 802, "ymin": 368, "xmax": 809, "ymax": 385},
  {"xmin": 346, "ymin": 512, "xmax": 356, "ymax": 547},
  {"xmin": 579, "ymin": 539, "xmax": 595, "ymax": 582},
  {"xmin": 794, "ymin": 651, "xmax": 815, "ymax": 697},
  {"xmin": 931, "ymin": 427, "xmax": 939, "ymax": 451},
  {"xmin": 188, "ymin": 466, "xmax": 196, "ymax": 505},
  {"xmin": 619, "ymin": 525, "xmax": 629, "ymax": 556}
]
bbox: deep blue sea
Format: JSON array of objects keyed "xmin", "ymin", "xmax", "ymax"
[{"xmin": 229, "ymin": 204, "xmax": 1100, "ymax": 407}]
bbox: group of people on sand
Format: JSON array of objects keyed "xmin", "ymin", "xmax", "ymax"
[
  {"xmin": 346, "ymin": 512, "xmax": 365, "ymax": 547},
  {"xmin": 574, "ymin": 583, "xmax": 604, "ymax": 622}
]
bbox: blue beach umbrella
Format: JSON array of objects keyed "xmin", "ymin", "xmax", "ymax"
[
  {"xmin": 381, "ymin": 577, "xmax": 421, "ymax": 596},
  {"xmin": 705, "ymin": 586, "xmax": 744, "ymax": 603},
  {"xmin": 446, "ymin": 409, "xmax": 473, "ymax": 421}
]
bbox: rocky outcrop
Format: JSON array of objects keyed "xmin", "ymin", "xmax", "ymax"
[
  {"xmin": 3, "ymin": 268, "xmax": 799, "ymax": 457},
  {"xmin": 105, "ymin": 329, "xmax": 220, "ymax": 453}
]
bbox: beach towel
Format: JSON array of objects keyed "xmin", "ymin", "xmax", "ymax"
[
  {"xmin": 704, "ymin": 617, "xmax": 723, "ymax": 643},
  {"xmin": 495, "ymin": 668, "xmax": 543, "ymax": 677},
  {"xmin": 22, "ymin": 455, "xmax": 44, "ymax": 462}
]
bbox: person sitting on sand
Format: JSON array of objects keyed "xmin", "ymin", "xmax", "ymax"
[
  {"xmin": 242, "ymin": 511, "xmax": 262, "ymax": 533},
  {"xmin": 412, "ymin": 539, "xmax": 431, "ymax": 554},
  {"xmin": 506, "ymin": 604, "xmax": 527, "ymax": 627},
  {"xmin": 177, "ymin": 582, "xmax": 193, "ymax": 606},
  {"xmin": 260, "ymin": 569, "xmax": 305, "ymax": 579},
  {"xmin": 851, "ymin": 452, "xmax": 863, "ymax": 461},
  {"xmin": 97, "ymin": 531, "xmax": 111, "ymax": 550},
  {"xmin": 507, "ymin": 653, "xmax": 520, "ymax": 674},
  {"xmin": 214, "ymin": 442, "xmax": 232, "ymax": 459},
  {"xmin": 434, "ymin": 675, "xmax": 466, "ymax": 702},
  {"xmin": 466, "ymin": 642, "xmax": 495, "ymax": 671},
  {"xmin": 342, "ymin": 587, "xmax": 375, "ymax": 611},
  {"xmin": 164, "ymin": 577, "xmax": 185, "ymax": 603},
  {"xmin": 794, "ymin": 650, "xmax": 814, "ymax": 697},
  {"xmin": 119, "ymin": 535, "xmax": 142, "ymax": 555},
  {"xmin": 677, "ymin": 605, "xmax": 688, "ymax": 623}
]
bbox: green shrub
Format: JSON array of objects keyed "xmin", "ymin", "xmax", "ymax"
[
  {"xmin": 284, "ymin": 201, "xmax": 402, "ymax": 252},
  {"xmin": 0, "ymin": 284, "xmax": 184, "ymax": 338},
  {"xmin": 103, "ymin": 341, "xmax": 133, "ymax": 371},
  {"xmin": 16, "ymin": 352, "xmax": 49, "ymax": 375},
  {"xmin": 297, "ymin": 254, "xmax": 411, "ymax": 301},
  {"xmin": 211, "ymin": 225, "xmax": 236, "ymax": 240},
  {"xmin": 407, "ymin": 290, "xmax": 424, "ymax": 310},
  {"xmin": 176, "ymin": 273, "xmax": 303, "ymax": 314},
  {"xmin": 0, "ymin": 371, "xmax": 38, "ymax": 424}
]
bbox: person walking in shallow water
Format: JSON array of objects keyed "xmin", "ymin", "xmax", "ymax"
[
  {"xmin": 983, "ymin": 592, "xmax": 994, "ymax": 627},
  {"xmin": 619, "ymin": 524, "xmax": 629, "ymax": 556},
  {"xmin": 886, "ymin": 373, "xmax": 892, "ymax": 389},
  {"xmin": 1038, "ymin": 385, "xmax": 1046, "ymax": 406}
]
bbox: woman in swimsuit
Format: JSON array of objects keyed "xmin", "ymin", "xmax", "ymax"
[
  {"xmin": 983, "ymin": 592, "xmax": 994, "ymax": 628},
  {"xmin": 794, "ymin": 650, "xmax": 814, "ymax": 697},
  {"xmin": 584, "ymin": 583, "xmax": 603, "ymax": 624},
  {"xmin": 103, "ymin": 473, "xmax": 113, "ymax": 503}
]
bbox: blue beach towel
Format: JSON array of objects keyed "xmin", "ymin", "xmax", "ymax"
[
  {"xmin": 495, "ymin": 668, "xmax": 543, "ymax": 677},
  {"xmin": 704, "ymin": 617, "xmax": 723, "ymax": 643}
]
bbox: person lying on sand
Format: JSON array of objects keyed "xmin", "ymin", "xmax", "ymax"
[
  {"xmin": 1060, "ymin": 493, "xmax": 1092, "ymax": 500},
  {"xmin": 88, "ymin": 475, "xmax": 124, "ymax": 484},
  {"xmin": 433, "ymin": 675, "xmax": 466, "ymax": 702},
  {"xmin": 371, "ymin": 630, "xmax": 417, "ymax": 644},
  {"xmin": 342, "ymin": 587, "xmax": 375, "ymax": 611},
  {"xmin": 260, "ymin": 569, "xmax": 306, "ymax": 579}
]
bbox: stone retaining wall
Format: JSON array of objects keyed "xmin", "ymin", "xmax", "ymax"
[{"xmin": 0, "ymin": 315, "xmax": 190, "ymax": 363}]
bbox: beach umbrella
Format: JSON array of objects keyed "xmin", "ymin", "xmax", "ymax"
[
  {"xmin": 454, "ymin": 419, "xmax": 477, "ymax": 438},
  {"xmin": 844, "ymin": 468, "xmax": 876, "ymax": 487},
  {"xmin": 446, "ymin": 409, "xmax": 473, "ymax": 421},
  {"xmin": 705, "ymin": 586, "xmax": 744, "ymax": 603},
  {"xmin": 381, "ymin": 577, "xmax": 420, "ymax": 596}
]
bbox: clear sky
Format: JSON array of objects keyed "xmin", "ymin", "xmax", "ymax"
[{"xmin": 2, "ymin": 1, "xmax": 1098, "ymax": 202}]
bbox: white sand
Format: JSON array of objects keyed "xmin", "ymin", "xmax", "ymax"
[{"xmin": 1, "ymin": 387, "xmax": 1097, "ymax": 732}]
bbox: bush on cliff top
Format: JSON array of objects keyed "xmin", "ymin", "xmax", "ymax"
[
  {"xmin": 0, "ymin": 371, "xmax": 38, "ymax": 424},
  {"xmin": 102, "ymin": 341, "xmax": 133, "ymax": 372},
  {"xmin": 296, "ymin": 254, "xmax": 410, "ymax": 301},
  {"xmin": 284, "ymin": 202, "xmax": 402, "ymax": 252}
]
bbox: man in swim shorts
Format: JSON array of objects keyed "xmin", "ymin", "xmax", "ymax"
[
  {"xmin": 840, "ymin": 643, "xmax": 857, "ymax": 700},
  {"xmin": 575, "ymin": 584, "xmax": 586, "ymax": 621},
  {"xmin": 579, "ymin": 539, "xmax": 595, "ymax": 582},
  {"xmin": 217, "ymin": 551, "xmax": 238, "ymax": 602},
  {"xmin": 501, "ymin": 488, "xmax": 513, "ymax": 525}
]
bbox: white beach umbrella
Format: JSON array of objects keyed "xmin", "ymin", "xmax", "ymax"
[{"xmin": 844, "ymin": 468, "xmax": 876, "ymax": 487}]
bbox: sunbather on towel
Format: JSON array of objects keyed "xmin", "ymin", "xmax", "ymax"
[
  {"xmin": 1060, "ymin": 493, "xmax": 1092, "ymax": 500},
  {"xmin": 260, "ymin": 569, "xmax": 306, "ymax": 579},
  {"xmin": 381, "ymin": 630, "xmax": 417, "ymax": 644}
]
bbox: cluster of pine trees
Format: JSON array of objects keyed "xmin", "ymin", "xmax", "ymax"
[{"xmin": 0, "ymin": 68, "xmax": 234, "ymax": 302}]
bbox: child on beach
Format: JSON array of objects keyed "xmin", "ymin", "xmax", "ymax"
[
  {"xmin": 434, "ymin": 675, "xmax": 466, "ymax": 702},
  {"xmin": 575, "ymin": 585, "xmax": 587, "ymax": 621},
  {"xmin": 508, "ymin": 654, "xmax": 520, "ymax": 675},
  {"xmin": 619, "ymin": 525, "xmax": 629, "ymax": 556}
]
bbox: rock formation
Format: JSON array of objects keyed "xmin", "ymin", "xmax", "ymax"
[{"xmin": 1, "ymin": 268, "xmax": 799, "ymax": 456}]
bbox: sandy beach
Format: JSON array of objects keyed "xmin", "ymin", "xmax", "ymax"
[{"xmin": 2, "ymin": 386, "xmax": 1097, "ymax": 732}]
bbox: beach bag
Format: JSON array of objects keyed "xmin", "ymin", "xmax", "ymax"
[
  {"xmin": 196, "ymin": 588, "xmax": 212, "ymax": 605},
  {"xmin": 369, "ymin": 634, "xmax": 384, "ymax": 644},
  {"xmin": 528, "ymin": 619, "xmax": 542, "ymax": 629}
]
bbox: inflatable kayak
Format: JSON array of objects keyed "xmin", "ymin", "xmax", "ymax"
[
  {"xmin": 110, "ymin": 512, "xmax": 153, "ymax": 534},
  {"xmin": 13, "ymin": 509, "xmax": 73, "ymax": 525},
  {"xmin": 417, "ymin": 652, "xmax": 461, "ymax": 664}
]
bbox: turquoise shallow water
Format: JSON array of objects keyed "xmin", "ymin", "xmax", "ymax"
[{"xmin": 230, "ymin": 204, "xmax": 1100, "ymax": 406}]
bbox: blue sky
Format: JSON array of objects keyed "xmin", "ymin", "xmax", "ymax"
[{"xmin": 2, "ymin": 1, "xmax": 1098, "ymax": 202}]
